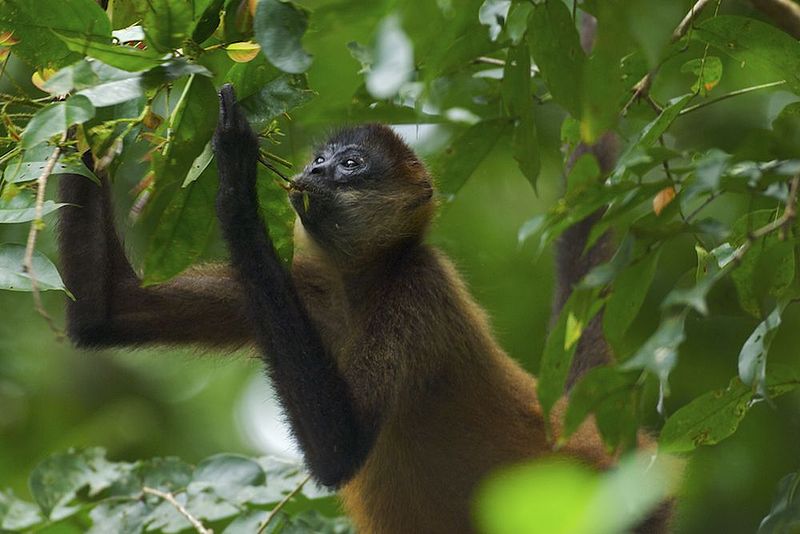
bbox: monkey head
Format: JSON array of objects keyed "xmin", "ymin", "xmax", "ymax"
[{"xmin": 289, "ymin": 124, "xmax": 435, "ymax": 266}]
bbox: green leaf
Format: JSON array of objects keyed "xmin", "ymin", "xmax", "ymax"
[
  {"xmin": 192, "ymin": 0, "xmax": 225, "ymax": 43},
  {"xmin": 603, "ymin": 248, "xmax": 661, "ymax": 345},
  {"xmin": 21, "ymin": 95, "xmax": 95, "ymax": 149},
  {"xmin": 153, "ymin": 74, "xmax": 218, "ymax": 188},
  {"xmin": 364, "ymin": 14, "xmax": 413, "ymax": 99},
  {"xmin": 253, "ymin": 0, "xmax": 313, "ymax": 74},
  {"xmin": 611, "ymin": 94, "xmax": 692, "ymax": 181},
  {"xmin": 566, "ymin": 154, "xmax": 600, "ymax": 194},
  {"xmin": 88, "ymin": 500, "xmax": 150, "ymax": 534},
  {"xmin": 193, "ymin": 454, "xmax": 266, "ymax": 487},
  {"xmin": 538, "ymin": 289, "xmax": 603, "ymax": 419},
  {"xmin": 3, "ymin": 152, "xmax": 97, "ymax": 184},
  {"xmin": 183, "ymin": 142, "xmax": 213, "ymax": 187},
  {"xmin": 738, "ymin": 302, "xmax": 786, "ymax": 398},
  {"xmin": 239, "ymin": 73, "xmax": 315, "ymax": 131},
  {"xmin": 503, "ymin": 39, "xmax": 540, "ymax": 190},
  {"xmin": 624, "ymin": 0, "xmax": 683, "ymax": 68},
  {"xmin": 730, "ymin": 210, "xmax": 795, "ymax": 317},
  {"xmin": 476, "ymin": 454, "xmax": 673, "ymax": 534},
  {"xmin": 0, "ymin": 243, "xmax": 66, "ymax": 292},
  {"xmin": 693, "ymin": 16, "xmax": 800, "ymax": 95},
  {"xmin": 621, "ymin": 313, "xmax": 686, "ymax": 414},
  {"xmin": 143, "ymin": 0, "xmax": 193, "ymax": 53},
  {"xmin": 56, "ymin": 31, "xmax": 164, "ymax": 71},
  {"xmin": 0, "ymin": 194, "xmax": 65, "ymax": 224},
  {"xmin": 28, "ymin": 448, "xmax": 127, "ymax": 519},
  {"xmin": 429, "ymin": 119, "xmax": 509, "ymax": 196},
  {"xmin": 0, "ymin": 490, "xmax": 43, "ymax": 531},
  {"xmin": 758, "ymin": 471, "xmax": 800, "ymax": 534},
  {"xmin": 563, "ymin": 367, "xmax": 639, "ymax": 451},
  {"xmin": 0, "ymin": 0, "xmax": 111, "ymax": 68},
  {"xmin": 529, "ymin": 0, "xmax": 584, "ymax": 117},
  {"xmin": 681, "ymin": 56, "xmax": 723, "ymax": 96},
  {"xmin": 579, "ymin": 4, "xmax": 628, "ymax": 143},
  {"xmin": 143, "ymin": 165, "xmax": 217, "ymax": 285}
]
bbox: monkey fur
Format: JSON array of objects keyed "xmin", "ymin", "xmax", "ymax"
[{"xmin": 57, "ymin": 85, "xmax": 672, "ymax": 533}]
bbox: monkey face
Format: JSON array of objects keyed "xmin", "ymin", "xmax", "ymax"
[{"xmin": 289, "ymin": 124, "xmax": 434, "ymax": 264}]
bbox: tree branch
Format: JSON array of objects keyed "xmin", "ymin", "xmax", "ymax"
[
  {"xmin": 256, "ymin": 474, "xmax": 311, "ymax": 534},
  {"xmin": 22, "ymin": 134, "xmax": 66, "ymax": 339},
  {"xmin": 622, "ymin": 0, "xmax": 719, "ymax": 116},
  {"xmin": 750, "ymin": 0, "xmax": 800, "ymax": 39},
  {"xmin": 142, "ymin": 487, "xmax": 212, "ymax": 534}
]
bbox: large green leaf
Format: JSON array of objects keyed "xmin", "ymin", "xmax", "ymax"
[
  {"xmin": 603, "ymin": 248, "xmax": 661, "ymax": 346},
  {"xmin": 660, "ymin": 368, "xmax": 800, "ymax": 453},
  {"xmin": 693, "ymin": 16, "xmax": 800, "ymax": 95},
  {"xmin": 56, "ymin": 32, "xmax": 164, "ymax": 71},
  {"xmin": 529, "ymin": 0, "xmax": 584, "ymax": 118},
  {"xmin": 430, "ymin": 119, "xmax": 509, "ymax": 196},
  {"xmin": 0, "ymin": 490, "xmax": 43, "ymax": 531},
  {"xmin": 21, "ymin": 96, "xmax": 95, "ymax": 149},
  {"xmin": 503, "ymin": 39, "xmax": 540, "ymax": 190},
  {"xmin": 143, "ymin": 165, "xmax": 217, "ymax": 285},
  {"xmin": 0, "ymin": 0, "xmax": 111, "ymax": 68},
  {"xmin": 253, "ymin": 0, "xmax": 313, "ymax": 74},
  {"xmin": 153, "ymin": 74, "xmax": 218, "ymax": 188},
  {"xmin": 239, "ymin": 73, "xmax": 315, "ymax": 131},
  {"xmin": 143, "ymin": 0, "xmax": 193, "ymax": 53},
  {"xmin": 0, "ymin": 194, "xmax": 65, "ymax": 224}
]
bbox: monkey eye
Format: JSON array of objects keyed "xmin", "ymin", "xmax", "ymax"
[
  {"xmin": 314, "ymin": 156, "xmax": 325, "ymax": 164},
  {"xmin": 342, "ymin": 158, "xmax": 362, "ymax": 169}
]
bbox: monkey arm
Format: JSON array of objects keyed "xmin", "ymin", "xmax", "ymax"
[
  {"xmin": 58, "ymin": 160, "xmax": 253, "ymax": 349},
  {"xmin": 213, "ymin": 84, "xmax": 373, "ymax": 488}
]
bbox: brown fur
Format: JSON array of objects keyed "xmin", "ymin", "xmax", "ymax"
[{"xmin": 59, "ymin": 120, "xmax": 674, "ymax": 532}]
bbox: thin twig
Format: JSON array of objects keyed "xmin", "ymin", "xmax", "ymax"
[
  {"xmin": 679, "ymin": 80, "xmax": 787, "ymax": 116},
  {"xmin": 142, "ymin": 487, "xmax": 212, "ymax": 534},
  {"xmin": 622, "ymin": 0, "xmax": 719, "ymax": 116},
  {"xmin": 673, "ymin": 0, "xmax": 717, "ymax": 42},
  {"xmin": 732, "ymin": 175, "xmax": 800, "ymax": 263},
  {"xmin": 256, "ymin": 474, "xmax": 312, "ymax": 534},
  {"xmin": 474, "ymin": 56, "xmax": 539, "ymax": 75},
  {"xmin": 22, "ymin": 133, "xmax": 66, "ymax": 339}
]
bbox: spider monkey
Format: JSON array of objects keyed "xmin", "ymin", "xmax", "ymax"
[{"xmin": 57, "ymin": 85, "xmax": 672, "ymax": 533}]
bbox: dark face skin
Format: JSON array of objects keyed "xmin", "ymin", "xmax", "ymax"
[{"xmin": 287, "ymin": 125, "xmax": 433, "ymax": 264}]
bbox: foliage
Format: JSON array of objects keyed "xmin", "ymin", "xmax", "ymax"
[
  {"xmin": 1, "ymin": 0, "xmax": 800, "ymax": 532},
  {"xmin": 0, "ymin": 448, "xmax": 350, "ymax": 533}
]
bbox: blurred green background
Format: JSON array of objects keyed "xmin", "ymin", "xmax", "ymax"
[{"xmin": 2, "ymin": 1, "xmax": 800, "ymax": 533}]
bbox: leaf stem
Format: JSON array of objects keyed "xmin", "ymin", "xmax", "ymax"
[
  {"xmin": 678, "ymin": 80, "xmax": 787, "ymax": 116},
  {"xmin": 142, "ymin": 487, "xmax": 212, "ymax": 534},
  {"xmin": 22, "ymin": 133, "xmax": 66, "ymax": 339},
  {"xmin": 256, "ymin": 474, "xmax": 311, "ymax": 534}
]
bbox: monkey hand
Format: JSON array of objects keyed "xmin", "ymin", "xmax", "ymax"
[
  {"xmin": 213, "ymin": 83, "xmax": 260, "ymax": 223},
  {"xmin": 213, "ymin": 83, "xmax": 259, "ymax": 197}
]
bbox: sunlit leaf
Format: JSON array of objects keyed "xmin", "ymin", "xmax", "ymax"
[
  {"xmin": 0, "ymin": 0, "xmax": 111, "ymax": 68},
  {"xmin": 21, "ymin": 95, "xmax": 95, "ymax": 149},
  {"xmin": 681, "ymin": 56, "xmax": 723, "ymax": 96},
  {"xmin": 738, "ymin": 302, "xmax": 786, "ymax": 398},
  {"xmin": 365, "ymin": 15, "xmax": 413, "ymax": 99}
]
